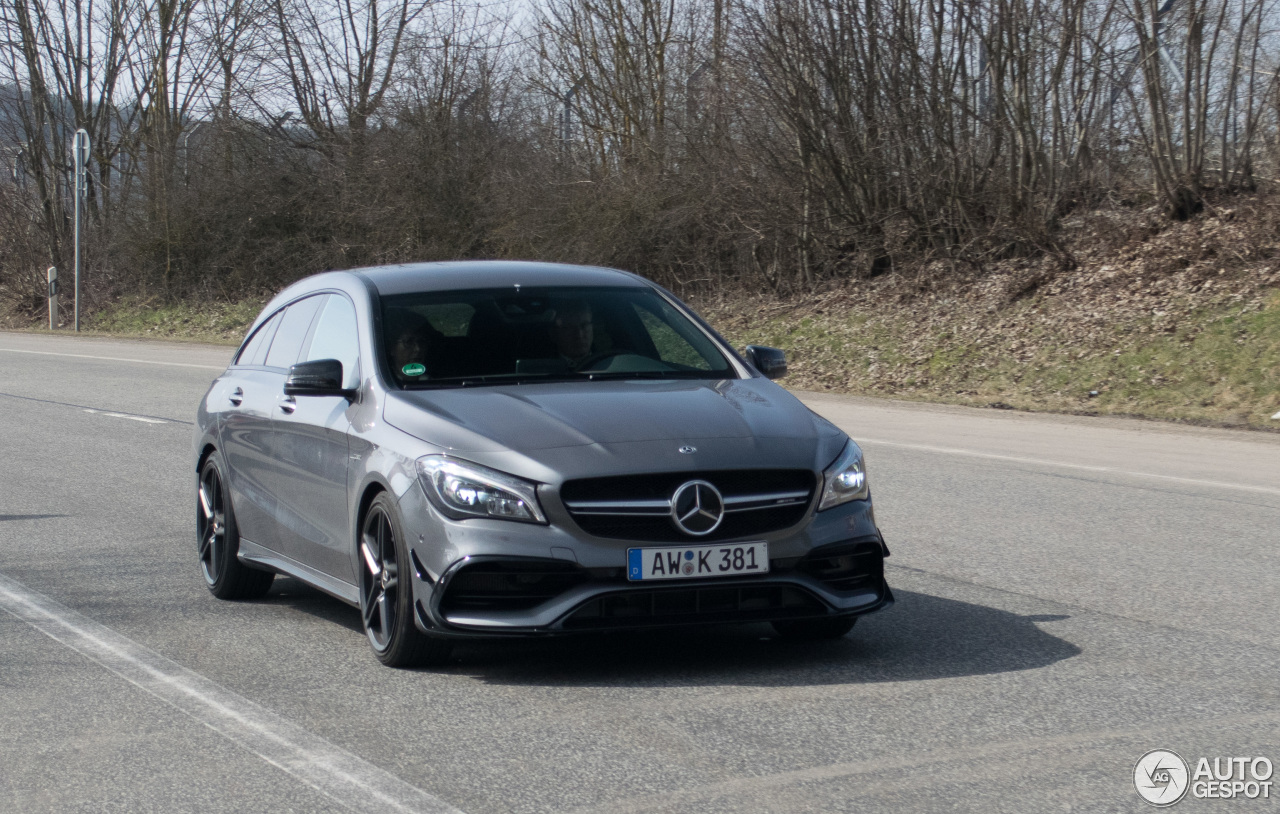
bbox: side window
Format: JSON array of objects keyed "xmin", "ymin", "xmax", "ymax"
[
  {"xmin": 235, "ymin": 311, "xmax": 282, "ymax": 367},
  {"xmin": 633, "ymin": 304, "xmax": 711, "ymax": 369},
  {"xmin": 303, "ymin": 295, "xmax": 361, "ymax": 389},
  {"xmin": 264, "ymin": 296, "xmax": 324, "ymax": 369}
]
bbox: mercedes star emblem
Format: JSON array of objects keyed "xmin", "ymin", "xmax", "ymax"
[{"xmin": 670, "ymin": 480, "xmax": 724, "ymax": 536}]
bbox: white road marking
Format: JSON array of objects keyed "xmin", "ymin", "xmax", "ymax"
[
  {"xmin": 0, "ymin": 347, "xmax": 225, "ymax": 370},
  {"xmin": 0, "ymin": 573, "xmax": 465, "ymax": 814},
  {"xmin": 857, "ymin": 437, "xmax": 1280, "ymax": 497},
  {"xmin": 82, "ymin": 408, "xmax": 170, "ymax": 424}
]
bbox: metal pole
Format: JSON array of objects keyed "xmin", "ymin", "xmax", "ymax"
[
  {"xmin": 47, "ymin": 267, "xmax": 58, "ymax": 329},
  {"xmin": 562, "ymin": 78, "xmax": 585, "ymax": 152},
  {"xmin": 73, "ymin": 128, "xmax": 89, "ymax": 332},
  {"xmin": 181, "ymin": 122, "xmax": 203, "ymax": 185}
]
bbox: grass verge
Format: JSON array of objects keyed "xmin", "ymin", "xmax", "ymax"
[
  {"xmin": 85, "ymin": 297, "xmax": 266, "ymax": 344},
  {"xmin": 704, "ymin": 288, "xmax": 1280, "ymax": 430},
  {"xmin": 18, "ymin": 285, "xmax": 1279, "ymax": 429}
]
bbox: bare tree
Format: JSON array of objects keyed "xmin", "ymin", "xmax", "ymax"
[
  {"xmin": 3, "ymin": 0, "xmax": 1280, "ymax": 308},
  {"xmin": 1126, "ymin": 0, "xmax": 1275, "ymax": 217},
  {"xmin": 537, "ymin": 0, "xmax": 705, "ymax": 170},
  {"xmin": 272, "ymin": 0, "xmax": 431, "ymax": 149},
  {"xmin": 0, "ymin": 0, "xmax": 134, "ymax": 281}
]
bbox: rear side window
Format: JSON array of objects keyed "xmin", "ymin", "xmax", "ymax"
[
  {"xmin": 303, "ymin": 294, "xmax": 361, "ymax": 389},
  {"xmin": 235, "ymin": 311, "xmax": 282, "ymax": 366},
  {"xmin": 264, "ymin": 296, "xmax": 324, "ymax": 369}
]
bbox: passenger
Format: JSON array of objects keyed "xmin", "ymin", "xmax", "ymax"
[{"xmin": 552, "ymin": 299, "xmax": 595, "ymax": 369}]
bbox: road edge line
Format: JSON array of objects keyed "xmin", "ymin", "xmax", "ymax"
[
  {"xmin": 856, "ymin": 437, "xmax": 1280, "ymax": 497},
  {"xmin": 0, "ymin": 347, "xmax": 225, "ymax": 370},
  {"xmin": 0, "ymin": 572, "xmax": 465, "ymax": 814}
]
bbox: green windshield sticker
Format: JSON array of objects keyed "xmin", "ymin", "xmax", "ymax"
[{"xmin": 401, "ymin": 363, "xmax": 426, "ymax": 377}]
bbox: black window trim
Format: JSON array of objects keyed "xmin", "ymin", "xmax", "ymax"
[
  {"xmin": 233, "ymin": 291, "xmax": 335, "ymax": 372},
  {"xmin": 233, "ymin": 309, "xmax": 284, "ymax": 368},
  {"xmin": 298, "ymin": 291, "xmax": 362, "ymax": 387}
]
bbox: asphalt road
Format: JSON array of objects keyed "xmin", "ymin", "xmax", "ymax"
[{"xmin": 2, "ymin": 330, "xmax": 1278, "ymax": 813}]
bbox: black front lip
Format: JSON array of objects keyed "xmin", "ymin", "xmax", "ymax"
[{"xmin": 413, "ymin": 554, "xmax": 893, "ymax": 639}]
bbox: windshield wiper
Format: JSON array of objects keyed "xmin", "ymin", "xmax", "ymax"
[
  {"xmin": 403, "ymin": 374, "xmax": 584, "ymax": 389},
  {"xmin": 402, "ymin": 370, "xmax": 725, "ymax": 388},
  {"xmin": 582, "ymin": 370, "xmax": 721, "ymax": 381}
]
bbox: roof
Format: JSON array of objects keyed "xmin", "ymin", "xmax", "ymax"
[{"xmin": 351, "ymin": 260, "xmax": 647, "ymax": 296}]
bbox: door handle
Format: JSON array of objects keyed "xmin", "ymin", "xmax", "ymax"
[
  {"xmin": 229, "ymin": 387, "xmax": 244, "ymax": 406},
  {"xmin": 280, "ymin": 396, "xmax": 297, "ymax": 414}
]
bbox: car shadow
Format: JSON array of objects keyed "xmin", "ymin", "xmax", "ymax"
[
  {"xmin": 250, "ymin": 581, "xmax": 1081, "ymax": 686},
  {"xmin": 256, "ymin": 576, "xmax": 365, "ymax": 635},
  {"xmin": 449, "ymin": 590, "xmax": 1080, "ymax": 687}
]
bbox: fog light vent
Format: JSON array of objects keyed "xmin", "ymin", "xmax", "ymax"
[{"xmin": 440, "ymin": 560, "xmax": 587, "ymax": 613}]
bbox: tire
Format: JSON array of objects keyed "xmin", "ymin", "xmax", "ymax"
[
  {"xmin": 198, "ymin": 454, "xmax": 274, "ymax": 600},
  {"xmin": 771, "ymin": 616, "xmax": 857, "ymax": 641},
  {"xmin": 358, "ymin": 493, "xmax": 453, "ymax": 668}
]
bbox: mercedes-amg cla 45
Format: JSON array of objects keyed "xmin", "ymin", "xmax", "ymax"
[{"xmin": 194, "ymin": 261, "xmax": 892, "ymax": 666}]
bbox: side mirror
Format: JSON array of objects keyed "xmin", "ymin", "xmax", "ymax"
[
  {"xmin": 285, "ymin": 359, "xmax": 355, "ymax": 399},
  {"xmin": 744, "ymin": 345, "xmax": 787, "ymax": 379}
]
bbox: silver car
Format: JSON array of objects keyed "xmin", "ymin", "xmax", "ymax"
[{"xmin": 194, "ymin": 261, "xmax": 893, "ymax": 666}]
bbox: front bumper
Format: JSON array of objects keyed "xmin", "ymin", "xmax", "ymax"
[
  {"xmin": 399, "ymin": 475, "xmax": 892, "ymax": 639},
  {"xmin": 409, "ymin": 538, "xmax": 893, "ymax": 638}
]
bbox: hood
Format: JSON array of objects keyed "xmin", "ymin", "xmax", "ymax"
[{"xmin": 383, "ymin": 378, "xmax": 830, "ymax": 453}]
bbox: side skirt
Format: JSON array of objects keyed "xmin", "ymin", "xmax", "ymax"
[{"xmin": 238, "ymin": 539, "xmax": 360, "ymax": 607}]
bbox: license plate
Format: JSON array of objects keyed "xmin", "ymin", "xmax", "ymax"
[{"xmin": 627, "ymin": 542, "xmax": 769, "ymax": 581}]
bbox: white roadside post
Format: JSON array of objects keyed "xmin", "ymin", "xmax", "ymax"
[
  {"xmin": 72, "ymin": 128, "xmax": 89, "ymax": 332},
  {"xmin": 47, "ymin": 266, "xmax": 58, "ymax": 329}
]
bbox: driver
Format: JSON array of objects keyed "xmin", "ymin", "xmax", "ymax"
[{"xmin": 552, "ymin": 299, "xmax": 595, "ymax": 369}]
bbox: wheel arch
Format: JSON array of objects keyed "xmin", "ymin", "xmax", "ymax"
[
  {"xmin": 197, "ymin": 443, "xmax": 217, "ymax": 473},
  {"xmin": 353, "ymin": 476, "xmax": 393, "ymax": 550}
]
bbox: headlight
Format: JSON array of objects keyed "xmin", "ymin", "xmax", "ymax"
[
  {"xmin": 818, "ymin": 441, "xmax": 869, "ymax": 510},
  {"xmin": 416, "ymin": 456, "xmax": 547, "ymax": 523}
]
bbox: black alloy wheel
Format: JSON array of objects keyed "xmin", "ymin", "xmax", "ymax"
[
  {"xmin": 771, "ymin": 616, "xmax": 857, "ymax": 641},
  {"xmin": 197, "ymin": 456, "xmax": 274, "ymax": 600},
  {"xmin": 358, "ymin": 493, "xmax": 452, "ymax": 667}
]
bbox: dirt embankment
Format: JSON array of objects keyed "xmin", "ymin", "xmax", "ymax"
[{"xmin": 696, "ymin": 195, "xmax": 1280, "ymax": 429}]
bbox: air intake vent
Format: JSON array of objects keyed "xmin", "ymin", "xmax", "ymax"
[
  {"xmin": 562, "ymin": 584, "xmax": 826, "ymax": 629},
  {"xmin": 798, "ymin": 540, "xmax": 884, "ymax": 593},
  {"xmin": 440, "ymin": 560, "xmax": 588, "ymax": 613}
]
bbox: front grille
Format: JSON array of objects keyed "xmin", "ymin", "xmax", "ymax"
[
  {"xmin": 440, "ymin": 560, "xmax": 588, "ymax": 613},
  {"xmin": 798, "ymin": 540, "xmax": 884, "ymax": 593},
  {"xmin": 561, "ymin": 469, "xmax": 815, "ymax": 542},
  {"xmin": 562, "ymin": 584, "xmax": 827, "ymax": 629}
]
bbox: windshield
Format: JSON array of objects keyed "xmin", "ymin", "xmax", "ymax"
[{"xmin": 380, "ymin": 286, "xmax": 735, "ymax": 388}]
